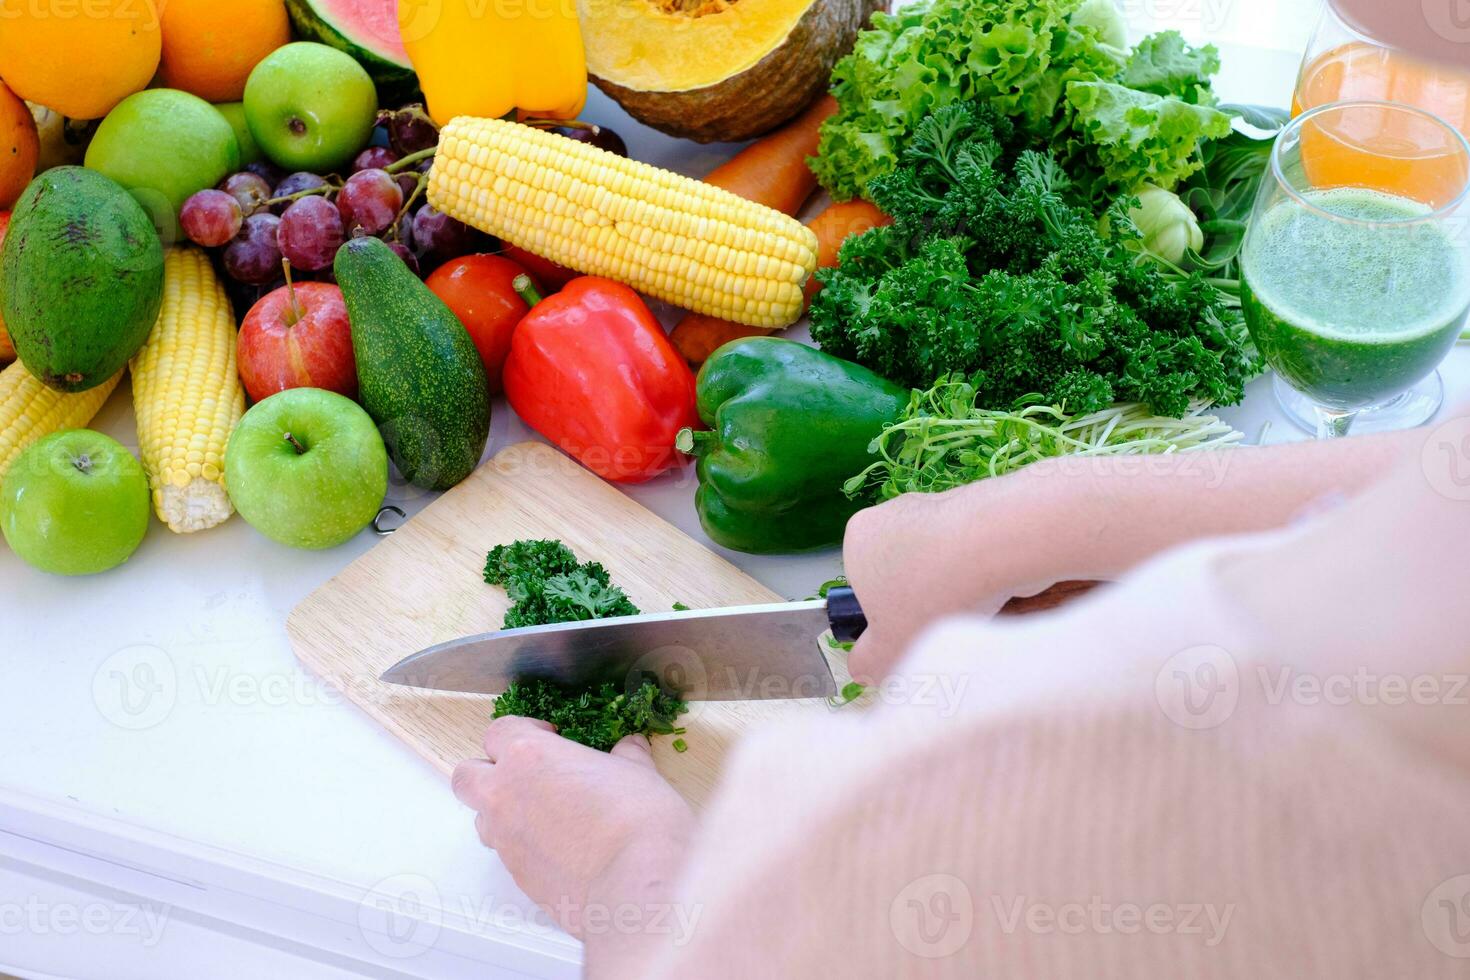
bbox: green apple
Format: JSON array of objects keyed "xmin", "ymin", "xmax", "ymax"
[
  {"xmin": 244, "ymin": 43, "xmax": 377, "ymax": 174},
  {"xmin": 215, "ymin": 102, "xmax": 264, "ymax": 168},
  {"xmin": 84, "ymin": 89, "xmax": 239, "ymax": 241},
  {"xmin": 0, "ymin": 430, "xmax": 150, "ymax": 576},
  {"xmin": 225, "ymin": 388, "xmax": 388, "ymax": 550}
]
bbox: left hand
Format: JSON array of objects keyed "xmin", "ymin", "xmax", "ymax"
[{"xmin": 452, "ymin": 716, "xmax": 696, "ymax": 939}]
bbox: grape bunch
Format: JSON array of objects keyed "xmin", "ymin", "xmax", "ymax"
[
  {"xmin": 180, "ymin": 104, "xmax": 629, "ymax": 317},
  {"xmin": 178, "ymin": 103, "xmax": 487, "ymax": 315}
]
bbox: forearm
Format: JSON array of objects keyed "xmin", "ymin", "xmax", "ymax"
[
  {"xmin": 1026, "ymin": 427, "xmax": 1416, "ymax": 584},
  {"xmin": 845, "ymin": 427, "xmax": 1420, "ymax": 675},
  {"xmin": 582, "ymin": 834, "xmax": 693, "ymax": 980}
]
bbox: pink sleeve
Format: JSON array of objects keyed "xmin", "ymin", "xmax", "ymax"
[{"xmin": 631, "ymin": 455, "xmax": 1470, "ymax": 978}]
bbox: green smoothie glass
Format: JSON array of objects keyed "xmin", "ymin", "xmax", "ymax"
[{"xmin": 1241, "ymin": 101, "xmax": 1470, "ymax": 438}]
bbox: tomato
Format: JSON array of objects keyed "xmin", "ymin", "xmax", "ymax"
[
  {"xmin": 500, "ymin": 245, "xmax": 578, "ymax": 291},
  {"xmin": 425, "ymin": 254, "xmax": 538, "ymax": 394}
]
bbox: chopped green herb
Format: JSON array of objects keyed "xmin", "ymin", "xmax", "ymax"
[
  {"xmin": 816, "ymin": 577, "xmax": 848, "ymax": 599},
  {"xmin": 672, "ymin": 738, "xmax": 689, "ymax": 754},
  {"xmin": 484, "ymin": 539, "xmax": 640, "ymax": 629},
  {"xmin": 483, "ymin": 540, "xmax": 688, "ymax": 752},
  {"xmin": 672, "ymin": 602, "xmax": 691, "ymax": 612},
  {"xmin": 829, "ymin": 682, "xmax": 867, "ymax": 709},
  {"xmin": 492, "ymin": 675, "xmax": 688, "ymax": 753}
]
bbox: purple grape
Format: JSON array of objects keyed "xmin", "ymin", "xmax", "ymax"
[
  {"xmin": 388, "ymin": 104, "xmax": 439, "ymax": 155},
  {"xmin": 180, "ymin": 189, "xmax": 243, "ymax": 248},
  {"xmin": 223, "ymin": 213, "xmax": 283, "ymax": 285},
  {"xmin": 392, "ymin": 211, "xmax": 414, "ymax": 251},
  {"xmin": 220, "ymin": 172, "xmax": 273, "ymax": 216},
  {"xmin": 388, "ymin": 242, "xmax": 421, "ymax": 276},
  {"xmin": 244, "ymin": 160, "xmax": 287, "ymax": 188},
  {"xmin": 338, "ymin": 169, "xmax": 403, "ymax": 236},
  {"xmin": 549, "ymin": 123, "xmax": 628, "ymax": 158},
  {"xmin": 352, "ymin": 146, "xmax": 400, "ymax": 173},
  {"xmin": 271, "ymin": 172, "xmax": 331, "ymax": 215},
  {"xmin": 278, "ymin": 196, "xmax": 346, "ymax": 272},
  {"xmin": 411, "ymin": 206, "xmax": 473, "ymax": 265},
  {"xmin": 395, "ymin": 170, "xmax": 421, "ymax": 202}
]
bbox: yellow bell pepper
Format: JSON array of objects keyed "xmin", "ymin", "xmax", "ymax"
[{"xmin": 398, "ymin": 0, "xmax": 587, "ymax": 126}]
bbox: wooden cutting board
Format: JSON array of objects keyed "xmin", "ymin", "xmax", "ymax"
[{"xmin": 287, "ymin": 441, "xmax": 853, "ymax": 809}]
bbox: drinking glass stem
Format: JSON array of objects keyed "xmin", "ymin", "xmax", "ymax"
[{"xmin": 1315, "ymin": 406, "xmax": 1357, "ymax": 439}]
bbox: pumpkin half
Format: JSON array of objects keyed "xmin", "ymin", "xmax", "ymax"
[{"xmin": 579, "ymin": 0, "xmax": 885, "ymax": 143}]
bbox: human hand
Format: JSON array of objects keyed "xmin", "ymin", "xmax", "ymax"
[
  {"xmin": 451, "ymin": 716, "xmax": 695, "ymax": 940},
  {"xmin": 843, "ymin": 463, "xmax": 1079, "ymax": 681},
  {"xmin": 842, "ymin": 428, "xmax": 1416, "ymax": 681}
]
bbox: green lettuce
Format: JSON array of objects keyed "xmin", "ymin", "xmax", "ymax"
[
  {"xmin": 812, "ymin": 0, "xmax": 1227, "ymax": 202},
  {"xmin": 814, "ymin": 0, "xmax": 1121, "ymax": 199},
  {"xmin": 1119, "ymin": 30, "xmax": 1221, "ymax": 104},
  {"xmin": 1067, "ymin": 81, "xmax": 1233, "ymax": 192}
]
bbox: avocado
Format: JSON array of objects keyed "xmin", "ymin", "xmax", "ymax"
[
  {"xmin": 335, "ymin": 237, "xmax": 491, "ymax": 490},
  {"xmin": 0, "ymin": 167, "xmax": 164, "ymax": 393}
]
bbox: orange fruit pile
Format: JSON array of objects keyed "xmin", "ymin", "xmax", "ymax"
[
  {"xmin": 159, "ymin": 0, "xmax": 292, "ymax": 104},
  {"xmin": 0, "ymin": 0, "xmax": 162, "ymax": 120}
]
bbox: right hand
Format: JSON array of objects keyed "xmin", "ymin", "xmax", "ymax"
[{"xmin": 843, "ymin": 465, "xmax": 1074, "ymax": 681}]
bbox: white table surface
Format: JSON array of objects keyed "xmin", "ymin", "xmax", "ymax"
[{"xmin": 3, "ymin": 2, "xmax": 1458, "ymax": 976}]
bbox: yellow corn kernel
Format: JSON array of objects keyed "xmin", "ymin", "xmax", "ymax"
[
  {"xmin": 428, "ymin": 118, "xmax": 819, "ymax": 330},
  {"xmin": 0, "ymin": 361, "xmax": 122, "ymax": 484},
  {"xmin": 130, "ymin": 247, "xmax": 245, "ymax": 533}
]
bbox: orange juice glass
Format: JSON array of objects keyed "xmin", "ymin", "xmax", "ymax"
[{"xmin": 1293, "ymin": 4, "xmax": 1470, "ymax": 201}]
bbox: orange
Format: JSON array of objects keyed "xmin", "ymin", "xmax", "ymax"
[
  {"xmin": 158, "ymin": 0, "xmax": 292, "ymax": 103},
  {"xmin": 0, "ymin": 0, "xmax": 161, "ymax": 120},
  {"xmin": 0, "ymin": 83, "xmax": 38, "ymax": 210}
]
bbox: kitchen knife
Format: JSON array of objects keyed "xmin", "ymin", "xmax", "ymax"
[{"xmin": 379, "ymin": 586, "xmax": 867, "ymax": 701}]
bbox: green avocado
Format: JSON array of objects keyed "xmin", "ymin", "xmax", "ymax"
[
  {"xmin": 335, "ymin": 237, "xmax": 491, "ymax": 491},
  {"xmin": 0, "ymin": 167, "xmax": 164, "ymax": 393}
]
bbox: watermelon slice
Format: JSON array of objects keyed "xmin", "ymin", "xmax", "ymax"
[{"xmin": 286, "ymin": 0, "xmax": 421, "ymax": 104}]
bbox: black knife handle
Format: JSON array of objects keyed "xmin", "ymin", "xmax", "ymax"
[{"xmin": 826, "ymin": 586, "xmax": 867, "ymax": 643}]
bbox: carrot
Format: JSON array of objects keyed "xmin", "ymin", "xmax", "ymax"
[
  {"xmin": 671, "ymin": 199, "xmax": 892, "ymax": 365},
  {"xmin": 802, "ymin": 199, "xmax": 890, "ymax": 302},
  {"xmin": 701, "ymin": 94, "xmax": 837, "ymax": 215}
]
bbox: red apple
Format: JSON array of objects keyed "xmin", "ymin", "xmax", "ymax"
[
  {"xmin": 426, "ymin": 254, "xmax": 538, "ymax": 394},
  {"xmin": 238, "ymin": 281, "xmax": 356, "ymax": 403}
]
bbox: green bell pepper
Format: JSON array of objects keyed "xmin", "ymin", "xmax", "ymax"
[{"xmin": 675, "ymin": 338, "xmax": 908, "ymax": 554}]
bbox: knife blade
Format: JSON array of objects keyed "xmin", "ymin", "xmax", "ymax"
[{"xmin": 380, "ymin": 586, "xmax": 867, "ymax": 701}]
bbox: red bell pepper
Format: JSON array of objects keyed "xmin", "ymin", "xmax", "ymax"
[{"xmin": 503, "ymin": 276, "xmax": 700, "ymax": 483}]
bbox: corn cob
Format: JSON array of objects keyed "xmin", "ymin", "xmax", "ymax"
[
  {"xmin": 0, "ymin": 361, "xmax": 122, "ymax": 483},
  {"xmin": 130, "ymin": 247, "xmax": 245, "ymax": 533},
  {"xmin": 428, "ymin": 117, "xmax": 820, "ymax": 329}
]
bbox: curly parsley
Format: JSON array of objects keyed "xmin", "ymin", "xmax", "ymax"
[
  {"xmin": 483, "ymin": 540, "xmax": 688, "ymax": 752},
  {"xmin": 484, "ymin": 540, "xmax": 640, "ymax": 629},
  {"xmin": 809, "ymin": 103, "xmax": 1257, "ymax": 418},
  {"xmin": 491, "ymin": 676, "xmax": 687, "ymax": 753}
]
